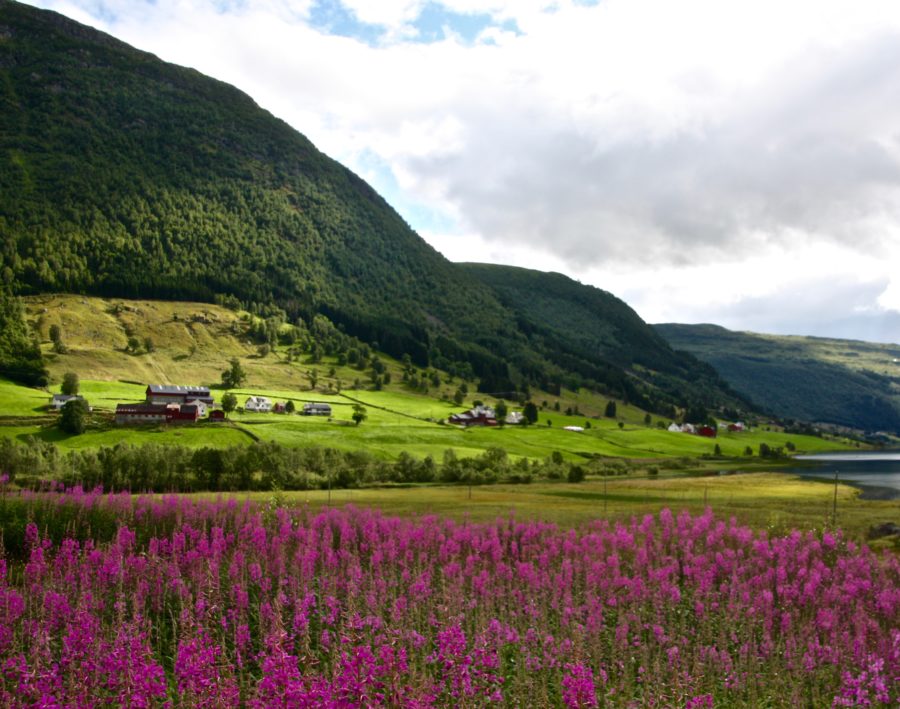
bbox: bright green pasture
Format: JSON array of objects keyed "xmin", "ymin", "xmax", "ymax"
[
  {"xmin": 77, "ymin": 380, "xmax": 148, "ymax": 410},
  {"xmin": 0, "ymin": 377, "xmax": 856, "ymax": 462},
  {"xmin": 0, "ymin": 379, "xmax": 52, "ymax": 416},
  {"xmin": 5, "ymin": 421, "xmax": 251, "ymax": 450}
]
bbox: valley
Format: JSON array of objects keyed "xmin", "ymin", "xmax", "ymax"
[{"xmin": 0, "ymin": 2, "xmax": 899, "ymax": 705}]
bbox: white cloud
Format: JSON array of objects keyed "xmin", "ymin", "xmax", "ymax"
[
  {"xmin": 19, "ymin": 0, "xmax": 900, "ymax": 342},
  {"xmin": 878, "ymin": 278, "xmax": 900, "ymax": 313}
]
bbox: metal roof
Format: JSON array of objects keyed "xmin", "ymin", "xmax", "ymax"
[{"xmin": 147, "ymin": 384, "xmax": 210, "ymax": 395}]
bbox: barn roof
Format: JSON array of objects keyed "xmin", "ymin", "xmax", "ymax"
[{"xmin": 147, "ymin": 384, "xmax": 210, "ymax": 395}]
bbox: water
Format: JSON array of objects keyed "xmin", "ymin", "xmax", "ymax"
[{"xmin": 790, "ymin": 451, "xmax": 900, "ymax": 499}]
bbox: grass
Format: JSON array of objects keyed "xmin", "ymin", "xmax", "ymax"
[
  {"xmin": 0, "ymin": 373, "xmax": 854, "ymax": 462},
  {"xmin": 216, "ymin": 471, "xmax": 894, "ymax": 542},
  {"xmin": 0, "ymin": 378, "xmax": 53, "ymax": 417},
  {"xmin": 2, "ymin": 294, "xmax": 865, "ymax": 464}
]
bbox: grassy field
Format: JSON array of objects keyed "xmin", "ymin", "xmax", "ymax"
[
  {"xmin": 0, "ymin": 370, "xmax": 857, "ymax": 462},
  {"xmin": 208, "ymin": 471, "xmax": 896, "ymax": 543}
]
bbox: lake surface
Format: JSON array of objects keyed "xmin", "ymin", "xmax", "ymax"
[{"xmin": 790, "ymin": 451, "xmax": 900, "ymax": 499}]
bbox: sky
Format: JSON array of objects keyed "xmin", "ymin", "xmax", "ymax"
[{"xmin": 21, "ymin": 0, "xmax": 900, "ymax": 343}]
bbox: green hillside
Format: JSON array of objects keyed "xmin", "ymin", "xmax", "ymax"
[
  {"xmin": 0, "ymin": 0, "xmax": 515, "ymax": 376},
  {"xmin": 0, "ymin": 296, "xmax": 848, "ymax": 468},
  {"xmin": 0, "ymin": 0, "xmax": 740, "ymax": 415},
  {"xmin": 461, "ymin": 264, "xmax": 748, "ymax": 414},
  {"xmin": 655, "ymin": 323, "xmax": 900, "ymax": 433}
]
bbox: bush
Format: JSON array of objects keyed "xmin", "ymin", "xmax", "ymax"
[
  {"xmin": 59, "ymin": 398, "xmax": 90, "ymax": 435},
  {"xmin": 567, "ymin": 465, "xmax": 586, "ymax": 483}
]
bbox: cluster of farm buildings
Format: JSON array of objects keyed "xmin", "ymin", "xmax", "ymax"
[
  {"xmin": 52, "ymin": 385, "xmax": 332, "ymax": 425},
  {"xmin": 52, "ymin": 389, "xmax": 750, "ymax": 433},
  {"xmin": 667, "ymin": 422, "xmax": 746, "ymax": 438},
  {"xmin": 447, "ymin": 405, "xmax": 523, "ymax": 427}
]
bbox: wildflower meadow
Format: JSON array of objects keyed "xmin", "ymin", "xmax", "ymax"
[{"xmin": 0, "ymin": 486, "xmax": 898, "ymax": 707}]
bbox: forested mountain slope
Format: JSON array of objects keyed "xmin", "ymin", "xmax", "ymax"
[
  {"xmin": 655, "ymin": 323, "xmax": 900, "ymax": 432},
  {"xmin": 0, "ymin": 1, "xmax": 527, "ymax": 375},
  {"xmin": 462, "ymin": 264, "xmax": 748, "ymax": 413},
  {"xmin": 0, "ymin": 0, "xmax": 740, "ymax": 413}
]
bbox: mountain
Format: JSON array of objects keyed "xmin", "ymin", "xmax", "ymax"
[
  {"xmin": 460, "ymin": 264, "xmax": 747, "ymax": 412},
  {"xmin": 0, "ymin": 0, "xmax": 738, "ymax": 413},
  {"xmin": 655, "ymin": 323, "xmax": 900, "ymax": 433}
]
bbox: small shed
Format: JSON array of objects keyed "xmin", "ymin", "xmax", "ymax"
[{"xmin": 302, "ymin": 403, "xmax": 332, "ymax": 416}]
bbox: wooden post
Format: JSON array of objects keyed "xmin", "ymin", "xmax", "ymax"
[
  {"xmin": 832, "ymin": 470, "xmax": 839, "ymax": 527},
  {"xmin": 604, "ymin": 474, "xmax": 608, "ymax": 515}
]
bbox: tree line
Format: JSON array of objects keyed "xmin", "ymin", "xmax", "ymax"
[{"xmin": 0, "ymin": 437, "xmax": 625, "ymax": 493}]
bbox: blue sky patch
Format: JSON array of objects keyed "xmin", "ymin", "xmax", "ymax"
[
  {"xmin": 308, "ymin": 0, "xmax": 385, "ymax": 46},
  {"xmin": 411, "ymin": 3, "xmax": 520, "ymax": 44},
  {"xmin": 307, "ymin": 0, "xmax": 520, "ymax": 46},
  {"xmin": 355, "ymin": 149, "xmax": 460, "ymax": 235}
]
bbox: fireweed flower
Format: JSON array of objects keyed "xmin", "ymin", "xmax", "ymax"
[{"xmin": 0, "ymin": 490, "xmax": 897, "ymax": 706}]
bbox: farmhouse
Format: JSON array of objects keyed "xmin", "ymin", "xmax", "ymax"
[
  {"xmin": 50, "ymin": 394, "xmax": 88, "ymax": 410},
  {"xmin": 146, "ymin": 384, "xmax": 214, "ymax": 407},
  {"xmin": 244, "ymin": 396, "xmax": 272, "ymax": 413},
  {"xmin": 505, "ymin": 411, "xmax": 524, "ymax": 425},
  {"xmin": 185, "ymin": 399, "xmax": 208, "ymax": 417},
  {"xmin": 668, "ymin": 422, "xmax": 683, "ymax": 433},
  {"xmin": 563, "ymin": 425, "xmax": 584, "ymax": 432},
  {"xmin": 302, "ymin": 402, "xmax": 332, "ymax": 416},
  {"xmin": 697, "ymin": 426, "xmax": 717, "ymax": 438},
  {"xmin": 448, "ymin": 405, "xmax": 497, "ymax": 427}
]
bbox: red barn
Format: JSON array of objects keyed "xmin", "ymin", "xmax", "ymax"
[
  {"xmin": 697, "ymin": 426, "xmax": 717, "ymax": 438},
  {"xmin": 169, "ymin": 404, "xmax": 200, "ymax": 423}
]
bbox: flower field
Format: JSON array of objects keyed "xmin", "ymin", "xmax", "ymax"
[{"xmin": 0, "ymin": 488, "xmax": 898, "ymax": 707}]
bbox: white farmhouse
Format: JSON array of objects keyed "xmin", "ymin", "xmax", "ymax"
[
  {"xmin": 244, "ymin": 396, "xmax": 272, "ymax": 413},
  {"xmin": 184, "ymin": 399, "xmax": 209, "ymax": 417},
  {"xmin": 51, "ymin": 393, "xmax": 85, "ymax": 410},
  {"xmin": 667, "ymin": 422, "xmax": 682, "ymax": 433}
]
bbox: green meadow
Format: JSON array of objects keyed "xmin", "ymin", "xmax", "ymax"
[{"xmin": 0, "ymin": 373, "xmax": 851, "ymax": 462}]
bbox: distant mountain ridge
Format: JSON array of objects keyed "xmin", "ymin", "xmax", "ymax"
[
  {"xmin": 0, "ymin": 0, "xmax": 741, "ymax": 414},
  {"xmin": 655, "ymin": 323, "xmax": 900, "ymax": 433}
]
